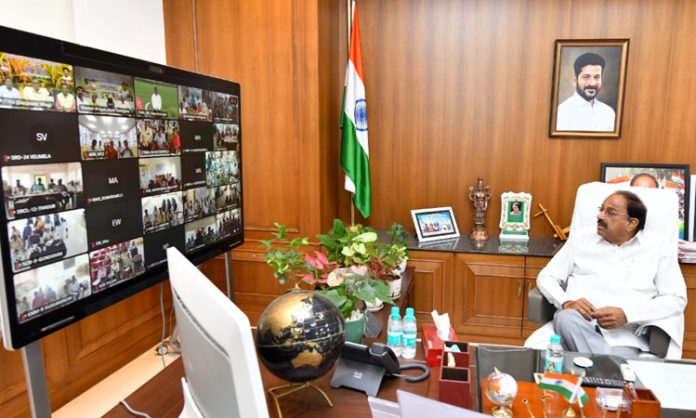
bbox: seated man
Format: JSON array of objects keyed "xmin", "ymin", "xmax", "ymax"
[{"xmin": 534, "ymin": 190, "xmax": 686, "ymax": 357}]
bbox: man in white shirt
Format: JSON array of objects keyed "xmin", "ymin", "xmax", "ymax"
[
  {"xmin": 0, "ymin": 77, "xmax": 21, "ymax": 100},
  {"xmin": 22, "ymin": 78, "xmax": 52, "ymax": 103},
  {"xmin": 556, "ymin": 53, "xmax": 616, "ymax": 132},
  {"xmin": 150, "ymin": 86, "xmax": 162, "ymax": 110},
  {"xmin": 536, "ymin": 191, "xmax": 687, "ymax": 357}
]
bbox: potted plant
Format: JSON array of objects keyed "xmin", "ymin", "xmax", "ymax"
[{"xmin": 261, "ymin": 222, "xmax": 395, "ymax": 342}]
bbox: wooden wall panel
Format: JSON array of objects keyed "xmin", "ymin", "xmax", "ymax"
[{"xmin": 347, "ymin": 0, "xmax": 696, "ymax": 238}]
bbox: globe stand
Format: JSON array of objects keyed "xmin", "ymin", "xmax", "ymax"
[
  {"xmin": 491, "ymin": 405, "xmax": 513, "ymax": 417},
  {"xmin": 267, "ymin": 381, "xmax": 333, "ymax": 418}
]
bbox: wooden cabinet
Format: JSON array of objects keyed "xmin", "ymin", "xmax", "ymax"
[
  {"xmin": 679, "ymin": 264, "xmax": 696, "ymax": 359},
  {"xmin": 406, "ymin": 251, "xmax": 454, "ymax": 324},
  {"xmin": 453, "ymin": 254, "xmax": 526, "ymax": 340}
]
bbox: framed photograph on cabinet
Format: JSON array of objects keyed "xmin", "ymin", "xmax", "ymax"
[
  {"xmin": 601, "ymin": 163, "xmax": 690, "ymax": 240},
  {"xmin": 411, "ymin": 207, "xmax": 460, "ymax": 243},
  {"xmin": 499, "ymin": 192, "xmax": 532, "ymax": 241},
  {"xmin": 549, "ymin": 39, "xmax": 629, "ymax": 139}
]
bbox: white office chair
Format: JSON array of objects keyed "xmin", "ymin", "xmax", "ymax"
[{"xmin": 525, "ymin": 182, "xmax": 685, "ymax": 359}]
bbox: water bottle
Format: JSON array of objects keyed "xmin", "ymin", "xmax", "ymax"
[
  {"xmin": 401, "ymin": 307, "xmax": 417, "ymax": 359},
  {"xmin": 387, "ymin": 306, "xmax": 402, "ymax": 357},
  {"xmin": 544, "ymin": 334, "xmax": 564, "ymax": 373}
]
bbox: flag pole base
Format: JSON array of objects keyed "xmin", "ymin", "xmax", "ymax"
[{"xmin": 563, "ymin": 405, "xmax": 577, "ymax": 417}]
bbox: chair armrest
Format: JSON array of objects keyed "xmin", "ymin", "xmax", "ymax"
[
  {"xmin": 647, "ymin": 325, "xmax": 670, "ymax": 358},
  {"xmin": 527, "ymin": 287, "xmax": 556, "ymax": 323}
]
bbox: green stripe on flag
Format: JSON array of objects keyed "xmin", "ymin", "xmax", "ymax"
[{"xmin": 340, "ymin": 113, "xmax": 371, "ymax": 218}]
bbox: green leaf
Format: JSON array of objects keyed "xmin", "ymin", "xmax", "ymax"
[{"xmin": 355, "ymin": 232, "xmax": 378, "ymax": 243}]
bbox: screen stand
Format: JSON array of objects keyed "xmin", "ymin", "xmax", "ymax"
[
  {"xmin": 21, "ymin": 340, "xmax": 52, "ymax": 418},
  {"xmin": 224, "ymin": 251, "xmax": 235, "ymax": 302}
]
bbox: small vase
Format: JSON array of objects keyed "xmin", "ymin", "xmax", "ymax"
[
  {"xmin": 344, "ymin": 310, "xmax": 366, "ymax": 343},
  {"xmin": 388, "ymin": 276, "xmax": 403, "ymax": 299}
]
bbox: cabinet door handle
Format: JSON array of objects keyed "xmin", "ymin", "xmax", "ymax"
[{"xmin": 517, "ymin": 282, "xmax": 522, "ymax": 298}]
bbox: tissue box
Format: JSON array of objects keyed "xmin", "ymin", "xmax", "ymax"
[{"xmin": 421, "ymin": 323, "xmax": 458, "ymax": 367}]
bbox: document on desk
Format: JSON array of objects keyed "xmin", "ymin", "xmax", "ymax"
[
  {"xmin": 397, "ymin": 390, "xmax": 489, "ymax": 418},
  {"xmin": 627, "ymin": 360, "xmax": 696, "ymax": 411}
]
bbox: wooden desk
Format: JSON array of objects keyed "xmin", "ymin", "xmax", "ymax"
[
  {"xmin": 103, "ymin": 347, "xmax": 437, "ymax": 417},
  {"xmin": 104, "ymin": 270, "xmax": 426, "ymax": 417}
]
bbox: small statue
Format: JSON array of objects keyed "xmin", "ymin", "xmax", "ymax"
[{"xmin": 468, "ymin": 176, "xmax": 490, "ymax": 241}]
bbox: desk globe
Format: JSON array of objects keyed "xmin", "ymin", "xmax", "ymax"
[
  {"xmin": 486, "ymin": 368, "xmax": 518, "ymax": 418},
  {"xmin": 256, "ymin": 290, "xmax": 345, "ymax": 417}
]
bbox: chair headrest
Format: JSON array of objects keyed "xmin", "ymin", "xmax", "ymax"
[{"xmin": 570, "ymin": 182, "xmax": 680, "ymax": 244}]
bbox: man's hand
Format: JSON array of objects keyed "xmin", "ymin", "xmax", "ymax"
[
  {"xmin": 561, "ymin": 298, "xmax": 596, "ymax": 321},
  {"xmin": 592, "ymin": 307, "xmax": 627, "ymax": 329}
]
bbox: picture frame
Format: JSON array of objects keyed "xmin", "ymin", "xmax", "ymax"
[
  {"xmin": 549, "ymin": 39, "xmax": 629, "ymax": 139},
  {"xmin": 601, "ymin": 163, "xmax": 690, "ymax": 240},
  {"xmin": 499, "ymin": 192, "xmax": 532, "ymax": 241},
  {"xmin": 411, "ymin": 207, "xmax": 460, "ymax": 243}
]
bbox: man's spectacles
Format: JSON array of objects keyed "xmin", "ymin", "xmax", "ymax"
[{"xmin": 597, "ymin": 206, "xmax": 629, "ymax": 218}]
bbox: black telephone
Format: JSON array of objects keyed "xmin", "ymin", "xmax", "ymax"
[{"xmin": 330, "ymin": 342, "xmax": 430, "ymax": 396}]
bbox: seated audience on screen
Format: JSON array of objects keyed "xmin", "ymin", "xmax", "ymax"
[
  {"xmin": 0, "ymin": 77, "xmax": 21, "ymax": 100},
  {"xmin": 533, "ymin": 191, "xmax": 686, "ymax": 357},
  {"xmin": 23, "ymin": 78, "xmax": 52, "ymax": 103}
]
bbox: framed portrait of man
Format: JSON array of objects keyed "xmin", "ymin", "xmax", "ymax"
[
  {"xmin": 549, "ymin": 39, "xmax": 629, "ymax": 138},
  {"xmin": 601, "ymin": 162, "xmax": 690, "ymax": 240}
]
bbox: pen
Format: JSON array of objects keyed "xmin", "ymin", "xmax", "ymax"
[{"xmin": 523, "ymin": 398, "xmax": 536, "ymax": 418}]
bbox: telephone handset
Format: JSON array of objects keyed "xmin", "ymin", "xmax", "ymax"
[
  {"xmin": 341, "ymin": 341, "xmax": 401, "ymax": 374},
  {"xmin": 330, "ymin": 341, "xmax": 430, "ymax": 396}
]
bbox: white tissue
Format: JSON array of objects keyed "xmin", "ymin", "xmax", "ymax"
[{"xmin": 431, "ymin": 310, "xmax": 451, "ymax": 340}]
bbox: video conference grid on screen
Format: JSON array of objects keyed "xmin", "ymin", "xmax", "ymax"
[{"xmin": 0, "ymin": 50, "xmax": 242, "ymax": 328}]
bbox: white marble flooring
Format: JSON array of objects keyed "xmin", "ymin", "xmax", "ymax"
[{"xmin": 53, "ymin": 344, "xmax": 179, "ymax": 418}]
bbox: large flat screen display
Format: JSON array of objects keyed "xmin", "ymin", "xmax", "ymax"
[{"xmin": 0, "ymin": 26, "xmax": 244, "ymax": 349}]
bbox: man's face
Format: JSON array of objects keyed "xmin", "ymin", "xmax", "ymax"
[
  {"xmin": 574, "ymin": 64, "xmax": 603, "ymax": 102},
  {"xmin": 597, "ymin": 194, "xmax": 636, "ymax": 244},
  {"xmin": 32, "ymin": 80, "xmax": 40, "ymax": 90},
  {"xmin": 4, "ymin": 78, "xmax": 12, "ymax": 88}
]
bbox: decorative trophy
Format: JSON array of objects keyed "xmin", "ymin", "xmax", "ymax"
[{"xmin": 468, "ymin": 176, "xmax": 491, "ymax": 243}]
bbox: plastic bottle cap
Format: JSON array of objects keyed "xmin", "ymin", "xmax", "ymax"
[
  {"xmin": 391, "ymin": 306, "xmax": 400, "ymax": 315},
  {"xmin": 405, "ymin": 307, "xmax": 414, "ymax": 316},
  {"xmin": 551, "ymin": 334, "xmax": 561, "ymax": 344}
]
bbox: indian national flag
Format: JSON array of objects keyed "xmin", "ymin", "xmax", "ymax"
[
  {"xmin": 340, "ymin": 0, "xmax": 371, "ymax": 218},
  {"xmin": 536, "ymin": 372, "xmax": 590, "ymax": 406}
]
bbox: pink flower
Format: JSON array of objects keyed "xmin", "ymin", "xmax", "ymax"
[
  {"xmin": 327, "ymin": 270, "xmax": 344, "ymax": 287},
  {"xmin": 350, "ymin": 265, "xmax": 368, "ymax": 276},
  {"xmin": 314, "ymin": 251, "xmax": 329, "ymax": 269},
  {"xmin": 301, "ymin": 273, "xmax": 316, "ymax": 285}
]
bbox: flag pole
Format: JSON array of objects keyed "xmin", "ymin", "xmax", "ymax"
[{"xmin": 347, "ymin": 0, "xmax": 355, "ymax": 226}]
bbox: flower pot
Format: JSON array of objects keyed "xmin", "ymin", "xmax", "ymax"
[
  {"xmin": 344, "ymin": 311, "xmax": 366, "ymax": 343},
  {"xmin": 388, "ymin": 276, "xmax": 403, "ymax": 299},
  {"xmin": 365, "ymin": 299, "xmax": 384, "ymax": 312}
]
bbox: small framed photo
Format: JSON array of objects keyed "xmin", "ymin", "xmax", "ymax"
[
  {"xmin": 411, "ymin": 207, "xmax": 460, "ymax": 243},
  {"xmin": 549, "ymin": 39, "xmax": 629, "ymax": 138},
  {"xmin": 601, "ymin": 163, "xmax": 690, "ymax": 240},
  {"xmin": 500, "ymin": 192, "xmax": 532, "ymax": 241}
]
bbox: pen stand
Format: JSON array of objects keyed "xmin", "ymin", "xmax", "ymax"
[
  {"xmin": 438, "ymin": 342, "xmax": 471, "ymax": 409},
  {"xmin": 623, "ymin": 386, "xmax": 660, "ymax": 418}
]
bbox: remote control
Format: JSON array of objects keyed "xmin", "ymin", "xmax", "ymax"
[
  {"xmin": 620, "ymin": 363, "xmax": 636, "ymax": 382},
  {"xmin": 581, "ymin": 376, "xmax": 624, "ymax": 388}
]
